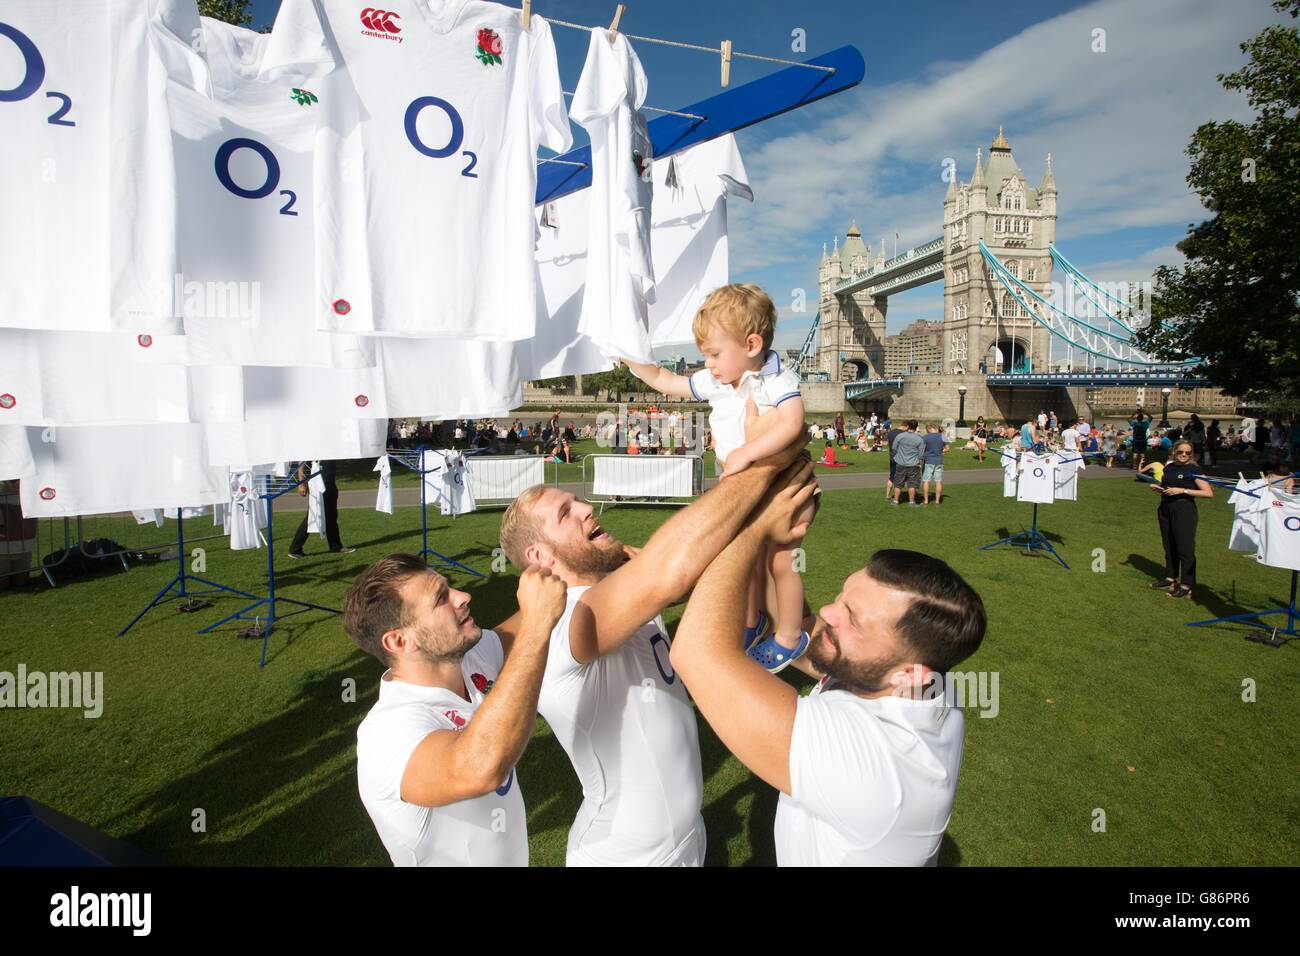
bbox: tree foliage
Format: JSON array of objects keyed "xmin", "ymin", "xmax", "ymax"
[
  {"xmin": 1138, "ymin": 0, "xmax": 1300, "ymax": 399},
  {"xmin": 197, "ymin": 0, "xmax": 254, "ymax": 26}
]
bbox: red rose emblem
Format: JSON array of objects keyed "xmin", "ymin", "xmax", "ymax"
[
  {"xmin": 471, "ymin": 673, "xmax": 488, "ymax": 693},
  {"xmin": 137, "ymin": 334, "xmax": 153, "ymax": 348},
  {"xmin": 0, "ymin": 393, "xmax": 15, "ymax": 409},
  {"xmin": 475, "ymin": 27, "xmax": 503, "ymax": 65}
]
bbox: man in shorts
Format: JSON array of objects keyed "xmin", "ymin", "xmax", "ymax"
[
  {"xmin": 891, "ymin": 421, "xmax": 925, "ymax": 507},
  {"xmin": 920, "ymin": 423, "xmax": 949, "ymax": 505}
]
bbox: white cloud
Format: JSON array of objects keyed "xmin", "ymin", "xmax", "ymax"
[{"xmin": 728, "ymin": 0, "xmax": 1281, "ymax": 344}]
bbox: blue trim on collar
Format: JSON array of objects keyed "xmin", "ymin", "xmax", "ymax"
[{"xmin": 760, "ymin": 350, "xmax": 781, "ymax": 376}]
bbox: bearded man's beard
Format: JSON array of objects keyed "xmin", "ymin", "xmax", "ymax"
[
  {"xmin": 551, "ymin": 535, "xmax": 627, "ymax": 577},
  {"xmin": 806, "ymin": 629, "xmax": 901, "ymax": 695},
  {"xmin": 413, "ymin": 622, "xmax": 482, "ymax": 665}
]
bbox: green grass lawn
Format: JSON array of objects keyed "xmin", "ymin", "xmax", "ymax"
[{"xmin": 2, "ymin": 478, "xmax": 1297, "ymax": 866}]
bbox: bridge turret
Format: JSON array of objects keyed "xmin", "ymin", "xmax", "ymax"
[
  {"xmin": 1039, "ymin": 153, "xmax": 1057, "ymax": 223},
  {"xmin": 969, "ymin": 147, "xmax": 987, "ymax": 210}
]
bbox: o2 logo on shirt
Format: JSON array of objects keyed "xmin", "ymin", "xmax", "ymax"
[
  {"xmin": 1032, "ymin": 467, "xmax": 1045, "ymax": 478},
  {"xmin": 214, "ymin": 138, "xmax": 299, "ymax": 216},
  {"xmin": 1284, "ymin": 516, "xmax": 1300, "ymax": 532},
  {"xmin": 648, "ymin": 632, "xmax": 675, "ymax": 685},
  {"xmin": 495, "ymin": 768, "xmax": 514, "ymax": 797},
  {"xmin": 404, "ymin": 97, "xmax": 478, "ymax": 178},
  {"xmin": 0, "ymin": 22, "xmax": 75, "ymax": 127}
]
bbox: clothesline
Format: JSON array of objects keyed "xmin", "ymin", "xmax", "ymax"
[
  {"xmin": 560, "ymin": 90, "xmax": 706, "ymax": 121},
  {"xmin": 537, "ymin": 13, "xmax": 838, "ymax": 74}
]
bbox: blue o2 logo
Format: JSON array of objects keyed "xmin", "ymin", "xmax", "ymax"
[
  {"xmin": 404, "ymin": 96, "xmax": 478, "ymax": 177},
  {"xmin": 0, "ymin": 22, "xmax": 74, "ymax": 126},
  {"xmin": 649, "ymin": 632, "xmax": 675, "ymax": 685},
  {"xmin": 495, "ymin": 767, "xmax": 514, "ymax": 796},
  {"xmin": 1032, "ymin": 467, "xmax": 1045, "ymax": 478},
  {"xmin": 1284, "ymin": 516, "xmax": 1300, "ymax": 532},
  {"xmin": 214, "ymin": 138, "xmax": 298, "ymax": 216}
]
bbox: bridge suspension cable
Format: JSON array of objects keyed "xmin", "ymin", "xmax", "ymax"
[{"xmin": 979, "ymin": 241, "xmax": 1198, "ymax": 370}]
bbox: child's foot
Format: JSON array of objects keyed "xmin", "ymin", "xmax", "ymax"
[
  {"xmin": 746, "ymin": 631, "xmax": 810, "ymax": 674},
  {"xmin": 743, "ymin": 610, "xmax": 769, "ymax": 651}
]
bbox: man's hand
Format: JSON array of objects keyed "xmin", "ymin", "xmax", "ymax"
[
  {"xmin": 720, "ymin": 448, "xmax": 753, "ymax": 478},
  {"xmin": 516, "ymin": 566, "xmax": 568, "ymax": 636},
  {"xmin": 750, "ymin": 458, "xmax": 818, "ymax": 547}
]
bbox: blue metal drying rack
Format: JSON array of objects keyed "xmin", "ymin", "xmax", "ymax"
[
  {"xmin": 199, "ymin": 469, "xmax": 339, "ymax": 668},
  {"xmin": 387, "ymin": 446, "xmax": 483, "ymax": 579},
  {"xmin": 977, "ymin": 449, "xmax": 1079, "ymax": 570},
  {"xmin": 117, "ymin": 507, "xmax": 259, "ymax": 636}
]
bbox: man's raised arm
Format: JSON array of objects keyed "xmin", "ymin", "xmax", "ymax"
[
  {"xmin": 568, "ymin": 423, "xmax": 809, "ymax": 664},
  {"xmin": 669, "ymin": 459, "xmax": 818, "ymax": 795}
]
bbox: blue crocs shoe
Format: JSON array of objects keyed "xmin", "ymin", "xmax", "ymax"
[
  {"xmin": 743, "ymin": 610, "xmax": 769, "ymax": 652},
  {"xmin": 747, "ymin": 631, "xmax": 811, "ymax": 674}
]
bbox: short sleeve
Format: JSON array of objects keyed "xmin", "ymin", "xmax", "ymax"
[
  {"xmin": 770, "ymin": 370, "xmax": 802, "ymax": 407},
  {"xmin": 788, "ymin": 693, "xmax": 895, "ymax": 846},
  {"xmin": 569, "ymin": 28, "xmax": 625, "ymax": 125},
  {"xmin": 359, "ymin": 703, "xmax": 455, "ymax": 803},
  {"xmin": 475, "ymin": 630, "xmax": 505, "ymax": 677},
  {"xmin": 529, "ymin": 17, "xmax": 573, "ymax": 155},
  {"xmin": 689, "ymin": 368, "xmax": 721, "ymax": 402}
]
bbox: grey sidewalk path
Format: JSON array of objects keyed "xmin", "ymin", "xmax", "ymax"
[{"xmin": 279, "ymin": 459, "xmax": 1140, "ymax": 513}]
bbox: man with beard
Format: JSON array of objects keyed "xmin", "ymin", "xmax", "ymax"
[
  {"xmin": 344, "ymin": 556, "xmax": 568, "ymax": 866},
  {"xmin": 670, "ymin": 467, "xmax": 987, "ymax": 866},
  {"xmin": 495, "ymin": 431, "xmax": 809, "ymax": 865}
]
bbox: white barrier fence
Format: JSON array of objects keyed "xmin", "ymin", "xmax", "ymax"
[
  {"xmin": 584, "ymin": 454, "xmax": 703, "ymax": 511},
  {"xmin": 465, "ymin": 455, "xmax": 559, "ymax": 507}
]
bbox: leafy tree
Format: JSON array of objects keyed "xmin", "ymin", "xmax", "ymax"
[
  {"xmin": 197, "ymin": 0, "xmax": 254, "ymax": 26},
  {"xmin": 1139, "ymin": 0, "xmax": 1300, "ymax": 399},
  {"xmin": 580, "ymin": 364, "xmax": 643, "ymax": 396}
]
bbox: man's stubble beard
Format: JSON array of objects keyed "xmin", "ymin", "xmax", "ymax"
[{"xmin": 413, "ymin": 622, "xmax": 483, "ymax": 666}]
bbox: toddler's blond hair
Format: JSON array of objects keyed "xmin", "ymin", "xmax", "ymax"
[{"xmin": 692, "ymin": 284, "xmax": 776, "ymax": 352}]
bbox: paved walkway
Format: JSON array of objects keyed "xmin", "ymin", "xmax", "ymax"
[{"xmin": 282, "ymin": 460, "xmax": 1140, "ymax": 513}]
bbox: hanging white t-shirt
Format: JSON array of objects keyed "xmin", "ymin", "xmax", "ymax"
[
  {"xmin": 227, "ymin": 469, "xmax": 264, "ymax": 551},
  {"xmin": 1228, "ymin": 478, "xmax": 1268, "ymax": 553},
  {"xmin": 1016, "ymin": 453, "xmax": 1055, "ymax": 504},
  {"xmin": 300, "ymin": 0, "xmax": 572, "ymax": 340},
  {"xmin": 440, "ymin": 452, "xmax": 476, "ymax": 517},
  {"xmin": 0, "ymin": 0, "xmax": 178, "ymax": 332},
  {"xmin": 524, "ymin": 192, "xmax": 617, "ymax": 380},
  {"xmin": 540, "ymin": 586, "xmax": 705, "ymax": 866},
  {"xmin": 689, "ymin": 350, "xmax": 802, "ymax": 465},
  {"xmin": 0, "ymin": 426, "xmax": 34, "ymax": 482},
  {"xmin": 1256, "ymin": 488, "xmax": 1300, "ymax": 572},
  {"xmin": 774, "ymin": 681, "xmax": 965, "ymax": 866},
  {"xmin": 0, "ymin": 329, "xmax": 244, "ymax": 426},
  {"xmin": 18, "ymin": 424, "xmax": 228, "ymax": 518},
  {"xmin": 374, "ymin": 455, "xmax": 393, "ymax": 514},
  {"xmin": 569, "ymin": 29, "xmax": 655, "ymax": 363},
  {"xmin": 647, "ymin": 134, "xmax": 753, "ymax": 346},
  {"xmin": 356, "ymin": 630, "xmax": 527, "ymax": 867},
  {"xmin": 1000, "ymin": 449, "xmax": 1018, "ymax": 498},
  {"xmin": 1052, "ymin": 454, "xmax": 1084, "ymax": 502},
  {"xmin": 201, "ymin": 364, "xmax": 385, "ymax": 467},
  {"xmin": 139, "ymin": 11, "xmax": 373, "ymax": 370},
  {"xmin": 306, "ymin": 461, "xmax": 326, "ymax": 535}
]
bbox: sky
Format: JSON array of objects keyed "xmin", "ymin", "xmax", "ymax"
[{"xmin": 246, "ymin": 0, "xmax": 1287, "ymax": 359}]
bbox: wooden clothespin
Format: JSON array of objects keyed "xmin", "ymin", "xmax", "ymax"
[
  {"xmin": 608, "ymin": 4, "xmax": 624, "ymax": 43},
  {"xmin": 520, "ymin": 0, "xmax": 530, "ymax": 29},
  {"xmin": 720, "ymin": 39, "xmax": 733, "ymax": 87}
]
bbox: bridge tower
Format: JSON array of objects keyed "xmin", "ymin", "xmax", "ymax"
[
  {"xmin": 816, "ymin": 222, "xmax": 888, "ymax": 382},
  {"xmin": 942, "ymin": 129, "xmax": 1056, "ymax": 375}
]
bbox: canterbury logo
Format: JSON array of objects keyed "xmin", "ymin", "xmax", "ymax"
[{"xmin": 360, "ymin": 8, "xmax": 401, "ymax": 33}]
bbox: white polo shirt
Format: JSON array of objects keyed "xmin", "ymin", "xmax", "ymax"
[
  {"xmin": 355, "ymin": 630, "xmax": 527, "ymax": 867},
  {"xmin": 774, "ymin": 680, "xmax": 966, "ymax": 866},
  {"xmin": 688, "ymin": 350, "xmax": 801, "ymax": 465}
]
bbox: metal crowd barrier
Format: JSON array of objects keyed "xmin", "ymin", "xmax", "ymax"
[
  {"xmin": 462, "ymin": 453, "xmax": 561, "ymax": 508},
  {"xmin": 0, "ymin": 490, "xmax": 76, "ymax": 589},
  {"xmin": 581, "ymin": 453, "xmax": 704, "ymax": 513},
  {"xmin": 74, "ymin": 510, "xmax": 227, "ymax": 562}
]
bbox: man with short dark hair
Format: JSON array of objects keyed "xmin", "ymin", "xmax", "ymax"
[
  {"xmin": 920, "ymin": 422, "xmax": 949, "ymax": 505},
  {"xmin": 884, "ymin": 419, "xmax": 903, "ymax": 500},
  {"xmin": 343, "ymin": 554, "xmax": 569, "ymax": 866},
  {"xmin": 891, "ymin": 421, "xmax": 925, "ymax": 507},
  {"xmin": 670, "ymin": 468, "xmax": 987, "ymax": 866}
]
